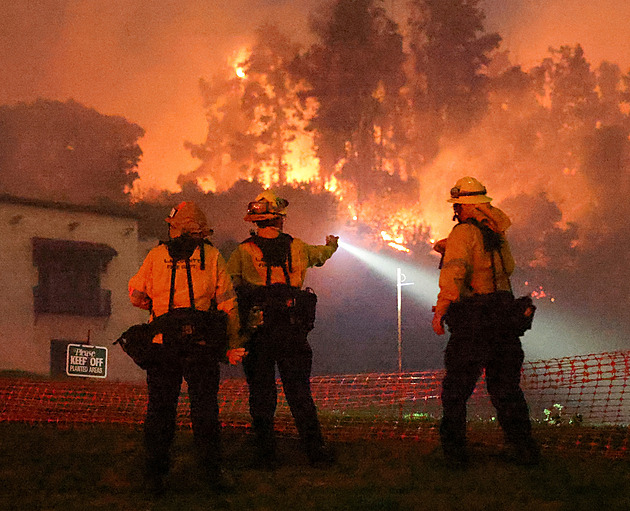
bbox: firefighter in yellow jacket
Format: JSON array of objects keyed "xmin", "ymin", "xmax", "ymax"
[
  {"xmin": 129, "ymin": 201, "xmax": 245, "ymax": 494},
  {"xmin": 432, "ymin": 177, "xmax": 539, "ymax": 467},
  {"xmin": 227, "ymin": 190, "xmax": 338, "ymax": 468}
]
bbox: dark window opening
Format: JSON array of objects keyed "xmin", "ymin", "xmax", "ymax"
[{"xmin": 33, "ymin": 238, "xmax": 117, "ymax": 317}]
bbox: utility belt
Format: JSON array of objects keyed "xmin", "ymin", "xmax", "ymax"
[
  {"xmin": 115, "ymin": 247, "xmax": 229, "ymax": 369},
  {"xmin": 151, "ymin": 307, "xmax": 228, "ymax": 349},
  {"xmin": 115, "ymin": 307, "xmax": 228, "ymax": 369},
  {"xmin": 444, "ymin": 291, "xmax": 535, "ymax": 337},
  {"xmin": 237, "ymin": 283, "xmax": 318, "ymax": 333}
]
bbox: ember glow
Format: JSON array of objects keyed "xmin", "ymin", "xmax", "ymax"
[
  {"xmin": 524, "ymin": 282, "xmax": 556, "ymax": 303},
  {"xmin": 380, "ymin": 231, "xmax": 410, "ymax": 253}
]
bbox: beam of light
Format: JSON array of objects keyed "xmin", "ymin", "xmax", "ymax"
[
  {"xmin": 520, "ymin": 304, "xmax": 629, "ymax": 362},
  {"xmin": 338, "ymin": 241, "xmax": 629, "ymax": 363},
  {"xmin": 338, "ymin": 240, "xmax": 439, "ymax": 308}
]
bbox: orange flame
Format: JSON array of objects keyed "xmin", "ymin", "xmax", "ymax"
[
  {"xmin": 380, "ymin": 231, "xmax": 411, "ymax": 253},
  {"xmin": 524, "ymin": 282, "xmax": 556, "ymax": 302}
]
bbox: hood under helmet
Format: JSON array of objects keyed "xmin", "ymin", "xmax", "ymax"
[{"xmin": 165, "ymin": 201, "xmax": 213, "ymax": 239}]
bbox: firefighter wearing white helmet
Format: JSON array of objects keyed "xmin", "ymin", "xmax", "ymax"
[
  {"xmin": 128, "ymin": 201, "xmax": 245, "ymax": 493},
  {"xmin": 432, "ymin": 177, "xmax": 540, "ymax": 467},
  {"xmin": 227, "ymin": 189, "xmax": 339, "ymax": 468}
]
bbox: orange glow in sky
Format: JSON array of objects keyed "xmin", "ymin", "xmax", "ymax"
[{"xmin": 0, "ymin": 0, "xmax": 628, "ymax": 199}]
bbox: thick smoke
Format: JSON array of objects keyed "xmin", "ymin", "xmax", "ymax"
[
  {"xmin": 0, "ymin": 0, "xmax": 328, "ymax": 193},
  {"xmin": 1, "ymin": 1, "xmax": 627, "ymax": 193},
  {"xmin": 2, "ymin": 0, "xmax": 630, "ymax": 372},
  {"xmin": 481, "ymin": 0, "xmax": 630, "ymax": 71}
]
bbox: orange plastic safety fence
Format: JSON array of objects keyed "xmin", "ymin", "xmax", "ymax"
[{"xmin": 1, "ymin": 351, "xmax": 629, "ymax": 458}]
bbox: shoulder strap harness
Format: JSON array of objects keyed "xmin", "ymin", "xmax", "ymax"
[
  {"xmin": 462, "ymin": 219, "xmax": 514, "ymax": 295},
  {"xmin": 160, "ymin": 236, "xmax": 213, "ymax": 311},
  {"xmin": 244, "ymin": 233, "xmax": 294, "ymax": 286}
]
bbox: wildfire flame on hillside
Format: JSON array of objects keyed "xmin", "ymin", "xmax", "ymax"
[
  {"xmin": 224, "ymin": 50, "xmax": 427, "ymax": 253},
  {"xmin": 182, "ymin": 43, "xmax": 630, "ymax": 314}
]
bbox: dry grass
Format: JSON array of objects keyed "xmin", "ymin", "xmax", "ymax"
[{"xmin": 1, "ymin": 422, "xmax": 629, "ymax": 511}]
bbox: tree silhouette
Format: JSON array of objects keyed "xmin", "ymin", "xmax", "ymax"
[
  {"xmin": 184, "ymin": 25, "xmax": 312, "ymax": 190},
  {"xmin": 407, "ymin": 0, "xmax": 501, "ymax": 160},
  {"xmin": 294, "ymin": 0, "xmax": 406, "ymax": 201},
  {"xmin": 0, "ymin": 99, "xmax": 143, "ymax": 204}
]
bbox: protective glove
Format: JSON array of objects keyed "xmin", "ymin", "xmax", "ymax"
[
  {"xmin": 226, "ymin": 347, "xmax": 247, "ymax": 365},
  {"xmin": 130, "ymin": 290, "xmax": 152, "ymax": 310},
  {"xmin": 432, "ymin": 301, "xmax": 450, "ymax": 336},
  {"xmin": 326, "ymin": 235, "xmax": 339, "ymax": 249},
  {"xmin": 432, "ymin": 312, "xmax": 446, "ymax": 336},
  {"xmin": 433, "ymin": 238, "xmax": 447, "ymax": 255}
]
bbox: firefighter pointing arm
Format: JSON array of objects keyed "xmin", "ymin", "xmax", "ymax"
[{"xmin": 227, "ymin": 190, "xmax": 338, "ymax": 469}]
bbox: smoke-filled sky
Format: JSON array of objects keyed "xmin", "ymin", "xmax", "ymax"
[{"xmin": 1, "ymin": 0, "xmax": 628, "ymax": 193}]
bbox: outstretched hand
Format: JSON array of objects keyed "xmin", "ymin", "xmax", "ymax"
[
  {"xmin": 432, "ymin": 312, "xmax": 445, "ymax": 336},
  {"xmin": 326, "ymin": 235, "xmax": 339, "ymax": 249},
  {"xmin": 226, "ymin": 348, "xmax": 247, "ymax": 365}
]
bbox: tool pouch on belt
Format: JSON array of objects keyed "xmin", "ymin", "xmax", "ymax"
[
  {"xmin": 510, "ymin": 295, "xmax": 536, "ymax": 336},
  {"xmin": 444, "ymin": 294, "xmax": 493, "ymax": 333},
  {"xmin": 114, "ymin": 323, "xmax": 160, "ymax": 370},
  {"xmin": 444, "ymin": 291, "xmax": 535, "ymax": 337},
  {"xmin": 238, "ymin": 283, "xmax": 318, "ymax": 333},
  {"xmin": 152, "ymin": 307, "xmax": 228, "ymax": 355}
]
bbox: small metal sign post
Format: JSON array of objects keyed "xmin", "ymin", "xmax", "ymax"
[
  {"xmin": 66, "ymin": 344, "xmax": 108, "ymax": 378},
  {"xmin": 397, "ymin": 267, "xmax": 414, "ymax": 373}
]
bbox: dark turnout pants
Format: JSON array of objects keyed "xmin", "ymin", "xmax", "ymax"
[
  {"xmin": 441, "ymin": 298, "xmax": 533, "ymax": 456},
  {"xmin": 243, "ymin": 323, "xmax": 324, "ymax": 457},
  {"xmin": 144, "ymin": 344, "xmax": 221, "ymax": 477}
]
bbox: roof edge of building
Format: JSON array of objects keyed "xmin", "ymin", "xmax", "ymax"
[{"xmin": 0, "ymin": 194, "xmax": 139, "ymax": 219}]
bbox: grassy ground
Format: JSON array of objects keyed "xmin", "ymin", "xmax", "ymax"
[{"xmin": 1, "ymin": 422, "xmax": 629, "ymax": 511}]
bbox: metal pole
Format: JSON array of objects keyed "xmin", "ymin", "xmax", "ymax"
[
  {"xmin": 397, "ymin": 268, "xmax": 402, "ymax": 373},
  {"xmin": 396, "ymin": 268, "xmax": 414, "ymax": 374}
]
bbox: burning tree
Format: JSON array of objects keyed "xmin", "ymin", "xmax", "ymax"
[
  {"xmin": 294, "ymin": 0, "xmax": 407, "ymax": 202},
  {"xmin": 240, "ymin": 24, "xmax": 314, "ymax": 186},
  {"xmin": 179, "ymin": 2, "xmax": 630, "ymax": 319},
  {"xmin": 183, "ymin": 24, "xmax": 318, "ymax": 191},
  {"xmin": 182, "ymin": 61, "xmax": 257, "ymax": 191}
]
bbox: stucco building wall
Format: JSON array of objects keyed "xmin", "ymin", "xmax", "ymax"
[{"xmin": 0, "ymin": 196, "xmax": 150, "ymax": 381}]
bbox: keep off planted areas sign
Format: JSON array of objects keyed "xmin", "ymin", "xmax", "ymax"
[{"xmin": 66, "ymin": 344, "xmax": 108, "ymax": 378}]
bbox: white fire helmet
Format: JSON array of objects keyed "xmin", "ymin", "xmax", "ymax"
[
  {"xmin": 448, "ymin": 176, "xmax": 493, "ymax": 204},
  {"xmin": 244, "ymin": 190, "xmax": 289, "ymax": 222}
]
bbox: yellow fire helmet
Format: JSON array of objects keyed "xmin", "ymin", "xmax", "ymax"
[
  {"xmin": 165, "ymin": 201, "xmax": 213, "ymax": 238},
  {"xmin": 244, "ymin": 190, "xmax": 289, "ymax": 222},
  {"xmin": 448, "ymin": 176, "xmax": 493, "ymax": 204}
]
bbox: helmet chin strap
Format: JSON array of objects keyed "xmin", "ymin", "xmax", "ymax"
[
  {"xmin": 452, "ymin": 204, "xmax": 463, "ymax": 222},
  {"xmin": 255, "ymin": 216, "xmax": 284, "ymax": 230}
]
